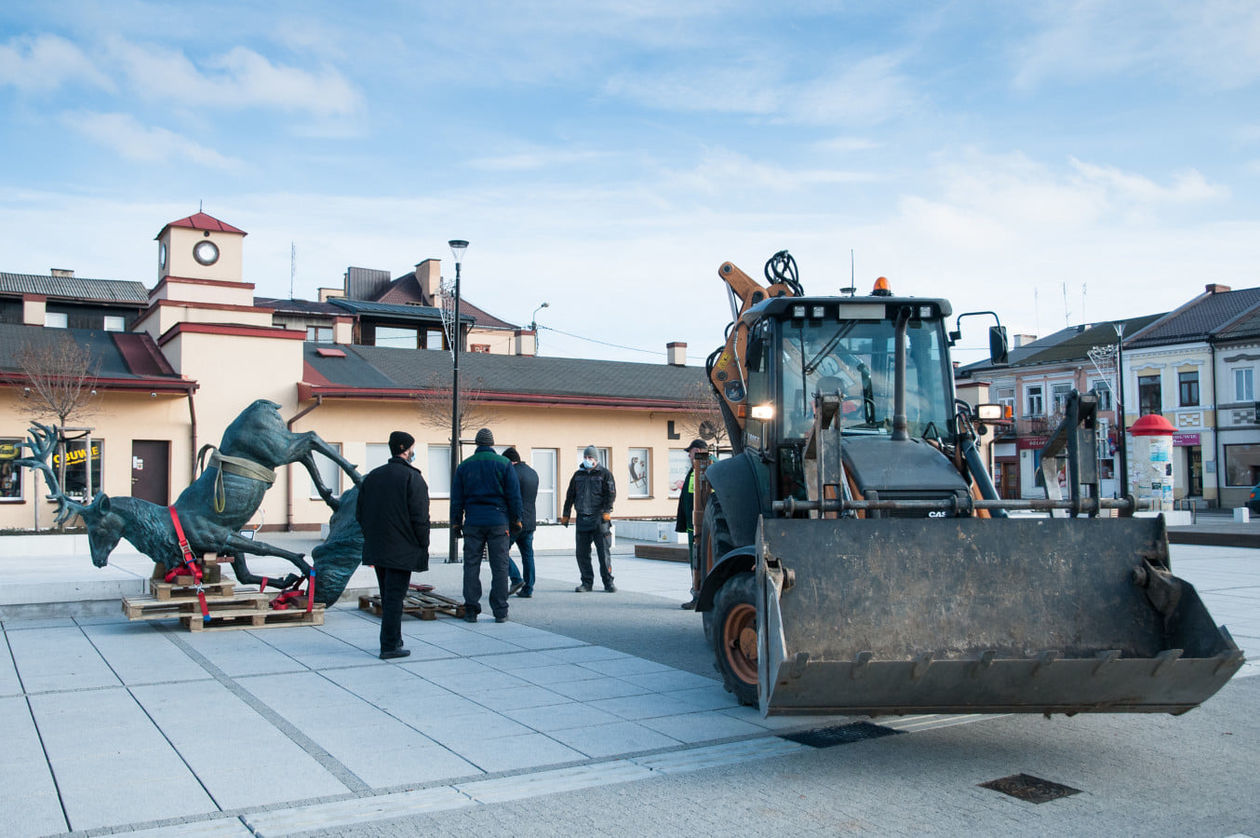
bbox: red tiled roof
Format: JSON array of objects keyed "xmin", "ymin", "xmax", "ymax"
[{"xmin": 155, "ymin": 212, "xmax": 247, "ymax": 239}]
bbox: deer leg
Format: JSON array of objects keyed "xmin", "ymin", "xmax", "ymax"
[
  {"xmin": 296, "ymin": 452, "xmax": 341, "ymax": 511},
  {"xmin": 224, "ymin": 532, "xmax": 311, "ymax": 586},
  {"xmin": 226, "ymin": 552, "xmax": 299, "ymax": 591},
  {"xmin": 288, "ymin": 432, "xmax": 363, "ymax": 488}
]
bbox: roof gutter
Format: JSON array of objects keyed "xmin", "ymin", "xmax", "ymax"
[{"xmin": 297, "ymin": 383, "xmax": 690, "ymax": 411}]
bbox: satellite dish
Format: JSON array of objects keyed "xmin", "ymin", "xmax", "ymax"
[{"xmin": 698, "ymin": 420, "xmax": 717, "ymax": 440}]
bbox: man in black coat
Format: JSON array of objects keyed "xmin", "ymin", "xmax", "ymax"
[
  {"xmin": 356, "ymin": 431, "xmax": 430, "ymax": 659},
  {"xmin": 562, "ymin": 445, "xmax": 617, "ymax": 592},
  {"xmin": 503, "ymin": 447, "xmax": 539, "ymax": 597}
]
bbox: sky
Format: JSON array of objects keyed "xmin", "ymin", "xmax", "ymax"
[{"xmin": 1, "ymin": 1, "xmax": 1258, "ymax": 366}]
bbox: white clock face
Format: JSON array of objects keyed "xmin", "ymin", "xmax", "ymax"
[
  {"xmin": 193, "ymin": 240, "xmax": 220, "ymax": 266},
  {"xmin": 159, "ymin": 241, "xmax": 167, "ymax": 269}
]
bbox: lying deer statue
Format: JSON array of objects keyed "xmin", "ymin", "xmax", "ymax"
[{"xmin": 17, "ymin": 399, "xmax": 362, "ymax": 594}]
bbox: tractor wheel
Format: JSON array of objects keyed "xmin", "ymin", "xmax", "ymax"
[
  {"xmin": 711, "ymin": 571, "xmax": 759, "ymax": 706},
  {"xmin": 699, "ymin": 494, "xmax": 735, "ymax": 647}
]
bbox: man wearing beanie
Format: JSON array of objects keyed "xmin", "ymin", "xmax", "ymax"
[
  {"xmin": 356, "ymin": 431, "xmax": 429, "ymax": 659},
  {"xmin": 450, "ymin": 427, "xmax": 523, "ymax": 623},
  {"xmin": 562, "ymin": 445, "xmax": 617, "ymax": 592}
]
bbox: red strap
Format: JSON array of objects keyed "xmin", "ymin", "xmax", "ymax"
[
  {"xmin": 306, "ymin": 569, "xmax": 314, "ymax": 614},
  {"xmin": 168, "ymin": 506, "xmax": 209, "ymax": 622},
  {"xmin": 259, "ymin": 576, "xmax": 269, "ymax": 594}
]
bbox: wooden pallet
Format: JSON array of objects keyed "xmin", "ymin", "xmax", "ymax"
[
  {"xmin": 150, "ymin": 578, "xmax": 237, "ymax": 600},
  {"xmin": 122, "ymin": 592, "xmax": 266, "ymax": 621},
  {"xmin": 359, "ymin": 589, "xmax": 466, "ymax": 621},
  {"xmin": 182, "ymin": 605, "xmax": 324, "ymax": 632}
]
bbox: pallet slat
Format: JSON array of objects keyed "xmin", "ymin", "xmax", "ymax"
[
  {"xmin": 358, "ymin": 590, "xmax": 465, "ymax": 621},
  {"xmin": 183, "ymin": 607, "xmax": 324, "ymax": 632}
]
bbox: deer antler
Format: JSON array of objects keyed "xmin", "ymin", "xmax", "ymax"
[{"xmin": 14, "ymin": 422, "xmax": 88, "ymax": 525}]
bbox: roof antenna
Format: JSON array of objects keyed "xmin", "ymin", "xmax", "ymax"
[
  {"xmin": 290, "ymin": 242, "xmax": 296, "ymax": 299},
  {"xmin": 199, "ymin": 199, "xmax": 203, "ymax": 212},
  {"xmin": 843, "ymin": 249, "xmax": 856, "ymax": 296}
]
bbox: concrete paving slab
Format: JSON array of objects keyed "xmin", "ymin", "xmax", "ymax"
[
  {"xmin": 510, "ymin": 661, "xmax": 609, "ymax": 685},
  {"xmin": 622, "ymin": 668, "xmax": 722, "ymax": 693},
  {"xmin": 588, "ymin": 691, "xmax": 709, "ymax": 721},
  {"xmin": 545, "ymin": 718, "xmax": 683, "ymax": 758},
  {"xmin": 242, "ymin": 786, "xmax": 472, "ymax": 837},
  {"xmin": 8, "ymin": 624, "xmax": 121, "ymax": 692},
  {"xmin": 579, "ymin": 655, "xmax": 674, "ymax": 677},
  {"xmin": 454, "ymin": 759, "xmax": 655, "ymax": 804},
  {"xmin": 499, "ymin": 700, "xmax": 624, "ymax": 732},
  {"xmin": 31, "ymin": 688, "xmax": 218, "ymax": 831},
  {"xmin": 542, "ymin": 644, "xmax": 634, "ymax": 663},
  {"xmin": 547, "ymin": 674, "xmax": 654, "ymax": 701},
  {"xmin": 112, "ymin": 817, "xmax": 254, "ymax": 837},
  {"xmin": 0, "ymin": 633, "xmax": 22, "ymax": 696},
  {"xmin": 176, "ymin": 628, "xmax": 308, "ymax": 678},
  {"xmin": 0, "ymin": 695, "xmax": 67, "ymax": 837},
  {"xmin": 437, "ymin": 730, "xmax": 586, "ymax": 773},
  {"xmin": 637, "ymin": 708, "xmax": 770, "ymax": 743},
  {"xmin": 83, "ymin": 621, "xmax": 215, "ymax": 685}
]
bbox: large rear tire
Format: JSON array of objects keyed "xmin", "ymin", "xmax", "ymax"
[
  {"xmin": 699, "ymin": 494, "xmax": 735, "ymax": 647},
  {"xmin": 711, "ymin": 571, "xmax": 759, "ymax": 706}
]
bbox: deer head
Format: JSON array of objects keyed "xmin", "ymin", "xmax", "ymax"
[{"xmin": 15, "ymin": 422, "xmax": 122, "ymax": 566}]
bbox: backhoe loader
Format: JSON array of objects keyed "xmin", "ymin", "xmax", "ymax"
[{"xmin": 693, "ymin": 252, "xmax": 1244, "ymax": 716}]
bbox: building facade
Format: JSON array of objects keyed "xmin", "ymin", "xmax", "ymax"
[{"xmin": 0, "ymin": 212, "xmax": 710, "ymax": 533}]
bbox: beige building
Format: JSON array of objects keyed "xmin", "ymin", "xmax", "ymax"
[{"xmin": 0, "ymin": 212, "xmax": 710, "ymax": 533}]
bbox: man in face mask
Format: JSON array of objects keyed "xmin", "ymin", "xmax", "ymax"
[
  {"xmin": 356, "ymin": 431, "xmax": 430, "ymax": 658},
  {"xmin": 562, "ymin": 445, "xmax": 617, "ymax": 592}
]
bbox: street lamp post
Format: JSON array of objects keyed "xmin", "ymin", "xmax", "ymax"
[
  {"xmin": 530, "ymin": 301, "xmax": 549, "ymax": 351},
  {"xmin": 446, "ymin": 239, "xmax": 468, "ymax": 563},
  {"xmin": 1114, "ymin": 322, "xmax": 1129, "ymax": 498}
]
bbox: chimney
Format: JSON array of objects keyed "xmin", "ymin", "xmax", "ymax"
[
  {"xmin": 416, "ymin": 259, "xmax": 442, "ymax": 302},
  {"xmin": 1205, "ymin": 283, "xmax": 1231, "ymax": 294},
  {"xmin": 667, "ymin": 341, "xmax": 687, "ymax": 366},
  {"xmin": 50, "ymin": 268, "xmax": 74, "ymax": 278},
  {"xmin": 1012, "ymin": 334, "xmax": 1037, "ymax": 348},
  {"xmin": 514, "ymin": 328, "xmax": 536, "ymax": 357}
]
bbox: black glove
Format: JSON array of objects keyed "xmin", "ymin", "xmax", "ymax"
[
  {"xmin": 510, "ymin": 520, "xmax": 523, "ymax": 537},
  {"xmin": 561, "ymin": 516, "xmax": 570, "ymax": 528},
  {"xmin": 452, "ymin": 524, "xmax": 462, "ymax": 540}
]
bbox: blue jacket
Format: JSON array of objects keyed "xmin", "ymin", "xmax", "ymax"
[{"xmin": 450, "ymin": 446, "xmax": 523, "ymax": 528}]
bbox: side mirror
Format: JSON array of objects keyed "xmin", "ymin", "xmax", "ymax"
[{"xmin": 989, "ymin": 326, "xmax": 1009, "ymax": 365}]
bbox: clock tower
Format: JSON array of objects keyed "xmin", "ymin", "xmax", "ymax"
[{"xmin": 155, "ymin": 211, "xmax": 246, "ymax": 284}]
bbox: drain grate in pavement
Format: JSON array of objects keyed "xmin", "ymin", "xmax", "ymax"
[
  {"xmin": 780, "ymin": 721, "xmax": 902, "ymax": 748},
  {"xmin": 979, "ymin": 773, "xmax": 1082, "ymax": 803}
]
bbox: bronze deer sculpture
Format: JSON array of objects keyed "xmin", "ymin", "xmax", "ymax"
[{"xmin": 17, "ymin": 399, "xmax": 363, "ymax": 595}]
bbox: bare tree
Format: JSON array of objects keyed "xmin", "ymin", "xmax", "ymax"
[
  {"xmin": 414, "ymin": 373, "xmax": 503, "ymax": 443},
  {"xmin": 676, "ymin": 377, "xmax": 729, "ymax": 451},
  {"xmin": 16, "ymin": 335, "xmax": 101, "ymax": 527}
]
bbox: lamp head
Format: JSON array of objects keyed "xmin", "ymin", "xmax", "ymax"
[{"xmin": 448, "ymin": 239, "xmax": 469, "ymax": 264}]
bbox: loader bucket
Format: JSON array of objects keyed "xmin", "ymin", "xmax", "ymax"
[{"xmin": 756, "ymin": 515, "xmax": 1244, "ymax": 716}]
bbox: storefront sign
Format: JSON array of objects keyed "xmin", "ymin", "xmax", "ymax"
[
  {"xmin": 1173, "ymin": 433, "xmax": 1201, "ymax": 446},
  {"xmin": 0, "ymin": 441, "xmax": 18, "ymax": 461},
  {"xmin": 1016, "ymin": 436, "xmax": 1049, "ymax": 450}
]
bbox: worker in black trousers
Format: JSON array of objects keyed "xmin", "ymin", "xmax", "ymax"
[{"xmin": 356, "ymin": 431, "xmax": 430, "ymax": 659}]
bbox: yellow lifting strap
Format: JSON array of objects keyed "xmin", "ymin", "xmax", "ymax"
[{"xmin": 197, "ymin": 445, "xmax": 278, "ymax": 513}]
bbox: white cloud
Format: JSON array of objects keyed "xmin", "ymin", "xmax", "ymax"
[
  {"xmin": 104, "ymin": 38, "xmax": 362, "ymax": 118},
  {"xmin": 0, "ymin": 33, "xmax": 113, "ymax": 94},
  {"xmin": 788, "ymin": 53, "xmax": 918, "ymax": 125},
  {"xmin": 1070, "ymin": 158, "xmax": 1229, "ymax": 203},
  {"xmin": 64, "ymin": 112, "xmax": 242, "ymax": 170},
  {"xmin": 467, "ymin": 147, "xmax": 615, "ymax": 172},
  {"xmin": 1012, "ymin": 1, "xmax": 1260, "ymax": 91}
]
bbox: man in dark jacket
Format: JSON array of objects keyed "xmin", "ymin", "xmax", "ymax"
[
  {"xmin": 451, "ymin": 428, "xmax": 523, "ymax": 623},
  {"xmin": 356, "ymin": 431, "xmax": 430, "ymax": 659},
  {"xmin": 562, "ymin": 445, "xmax": 616, "ymax": 593},
  {"xmin": 503, "ymin": 448, "xmax": 539, "ymax": 597},
  {"xmin": 676, "ymin": 438, "xmax": 708, "ymax": 610}
]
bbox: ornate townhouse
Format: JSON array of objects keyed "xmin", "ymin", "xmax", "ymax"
[{"xmin": 1125, "ymin": 284, "xmax": 1260, "ymax": 508}]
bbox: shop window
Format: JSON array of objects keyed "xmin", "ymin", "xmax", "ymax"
[
  {"xmin": 308, "ymin": 443, "xmax": 342, "ymax": 499},
  {"xmin": 0, "ymin": 439, "xmax": 23, "ymax": 501},
  {"xmin": 1138, "ymin": 375, "xmax": 1162, "ymax": 415},
  {"xmin": 1178, "ymin": 371, "xmax": 1200, "ymax": 407},
  {"xmin": 54, "ymin": 438, "xmax": 103, "ymax": 500},
  {"xmin": 1223, "ymin": 443, "xmax": 1260, "ymax": 487},
  {"xmin": 627, "ymin": 447, "xmax": 650, "ymax": 498}
]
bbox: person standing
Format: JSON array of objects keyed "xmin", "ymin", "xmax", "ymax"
[
  {"xmin": 356, "ymin": 431, "xmax": 430, "ymax": 659},
  {"xmin": 562, "ymin": 445, "xmax": 616, "ymax": 593},
  {"xmin": 503, "ymin": 447, "xmax": 539, "ymax": 598},
  {"xmin": 676, "ymin": 438, "xmax": 708, "ymax": 610},
  {"xmin": 451, "ymin": 428, "xmax": 523, "ymax": 623}
]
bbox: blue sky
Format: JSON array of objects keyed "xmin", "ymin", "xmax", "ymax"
[{"xmin": 1, "ymin": 1, "xmax": 1258, "ymax": 364}]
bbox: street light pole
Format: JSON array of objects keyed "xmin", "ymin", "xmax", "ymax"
[
  {"xmin": 1114, "ymin": 322, "xmax": 1129, "ymax": 498},
  {"xmin": 530, "ymin": 301, "xmax": 549, "ymax": 351},
  {"xmin": 446, "ymin": 239, "xmax": 468, "ymax": 563}
]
